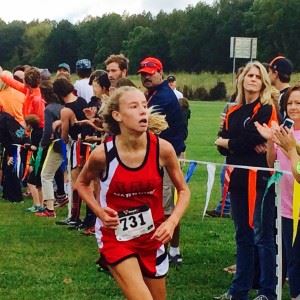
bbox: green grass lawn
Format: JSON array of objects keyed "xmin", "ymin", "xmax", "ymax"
[{"xmin": 0, "ymin": 101, "xmax": 289, "ymax": 299}]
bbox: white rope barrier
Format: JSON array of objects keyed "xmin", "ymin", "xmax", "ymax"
[{"xmin": 179, "ymin": 158, "xmax": 292, "ymax": 175}]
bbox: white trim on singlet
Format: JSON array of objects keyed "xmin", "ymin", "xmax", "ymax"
[{"xmin": 99, "ymin": 141, "xmax": 119, "ymax": 209}]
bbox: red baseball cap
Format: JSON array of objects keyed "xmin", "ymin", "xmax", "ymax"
[{"xmin": 138, "ymin": 57, "xmax": 163, "ymax": 75}]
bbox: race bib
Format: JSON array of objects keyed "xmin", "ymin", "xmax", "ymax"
[{"xmin": 115, "ymin": 205, "xmax": 155, "ymax": 241}]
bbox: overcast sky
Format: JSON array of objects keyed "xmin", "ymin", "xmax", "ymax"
[{"xmin": 0, "ymin": 0, "xmax": 214, "ymax": 23}]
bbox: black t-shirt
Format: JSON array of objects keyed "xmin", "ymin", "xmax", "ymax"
[{"xmin": 65, "ymin": 97, "xmax": 88, "ymax": 140}]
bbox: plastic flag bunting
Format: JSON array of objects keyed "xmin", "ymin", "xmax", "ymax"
[
  {"xmin": 260, "ymin": 171, "xmax": 283, "ymax": 226},
  {"xmin": 34, "ymin": 147, "xmax": 43, "ymax": 176},
  {"xmin": 174, "ymin": 161, "xmax": 198, "ymax": 205},
  {"xmin": 220, "ymin": 166, "xmax": 233, "ymax": 216},
  {"xmin": 184, "ymin": 161, "xmax": 197, "ymax": 183},
  {"xmin": 60, "ymin": 140, "xmax": 67, "ymax": 171},
  {"xmin": 202, "ymin": 163, "xmax": 216, "ymax": 220},
  {"xmin": 12, "ymin": 145, "xmax": 22, "ymax": 178},
  {"xmin": 292, "ymin": 180, "xmax": 300, "ymax": 245},
  {"xmin": 22, "ymin": 150, "xmax": 33, "ymax": 180}
]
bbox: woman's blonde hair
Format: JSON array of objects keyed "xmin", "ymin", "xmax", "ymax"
[
  {"xmin": 148, "ymin": 107, "xmax": 168, "ymax": 134},
  {"xmin": 236, "ymin": 61, "xmax": 272, "ymax": 105},
  {"xmin": 103, "ymin": 86, "xmax": 168, "ymax": 135}
]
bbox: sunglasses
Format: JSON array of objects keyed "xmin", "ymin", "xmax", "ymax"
[{"xmin": 140, "ymin": 62, "xmax": 160, "ymax": 69}]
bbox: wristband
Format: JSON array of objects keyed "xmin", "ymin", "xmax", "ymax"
[{"xmin": 296, "ymin": 161, "xmax": 300, "ymax": 174}]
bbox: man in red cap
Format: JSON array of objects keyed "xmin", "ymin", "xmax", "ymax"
[{"xmin": 138, "ymin": 56, "xmax": 186, "ymax": 267}]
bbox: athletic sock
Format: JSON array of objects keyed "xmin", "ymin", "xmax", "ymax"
[{"xmin": 169, "ymin": 247, "xmax": 180, "ymax": 257}]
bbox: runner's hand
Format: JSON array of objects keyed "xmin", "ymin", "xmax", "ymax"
[
  {"xmin": 100, "ymin": 207, "xmax": 119, "ymax": 229},
  {"xmin": 151, "ymin": 219, "xmax": 176, "ymax": 244}
]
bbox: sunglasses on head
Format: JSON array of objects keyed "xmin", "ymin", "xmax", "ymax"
[{"xmin": 140, "ymin": 62, "xmax": 160, "ymax": 69}]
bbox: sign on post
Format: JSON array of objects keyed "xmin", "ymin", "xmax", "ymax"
[
  {"xmin": 230, "ymin": 37, "xmax": 257, "ymax": 59},
  {"xmin": 230, "ymin": 37, "xmax": 258, "ymax": 84}
]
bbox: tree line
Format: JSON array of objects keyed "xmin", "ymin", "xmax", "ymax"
[{"xmin": 1, "ymin": 0, "xmax": 300, "ymax": 74}]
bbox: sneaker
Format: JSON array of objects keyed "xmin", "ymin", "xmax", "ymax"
[
  {"xmin": 80, "ymin": 226, "xmax": 95, "ymax": 236},
  {"xmin": 168, "ymin": 254, "xmax": 183, "ymax": 267},
  {"xmin": 55, "ymin": 217, "xmax": 80, "ymax": 226},
  {"xmin": 25, "ymin": 205, "xmax": 40, "ymax": 213},
  {"xmin": 35, "ymin": 209, "xmax": 56, "ymax": 218},
  {"xmin": 68, "ymin": 222, "xmax": 87, "ymax": 231},
  {"xmin": 54, "ymin": 196, "xmax": 69, "ymax": 208},
  {"xmin": 37, "ymin": 206, "xmax": 46, "ymax": 212},
  {"xmin": 67, "ymin": 219, "xmax": 82, "ymax": 228},
  {"xmin": 26, "ymin": 205, "xmax": 45, "ymax": 213},
  {"xmin": 223, "ymin": 264, "xmax": 236, "ymax": 274},
  {"xmin": 206, "ymin": 210, "xmax": 231, "ymax": 218},
  {"xmin": 213, "ymin": 292, "xmax": 233, "ymax": 300},
  {"xmin": 253, "ymin": 296, "xmax": 268, "ymax": 300}
]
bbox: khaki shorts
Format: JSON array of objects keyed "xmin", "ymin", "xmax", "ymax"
[{"xmin": 163, "ymin": 168, "xmax": 175, "ymax": 216}]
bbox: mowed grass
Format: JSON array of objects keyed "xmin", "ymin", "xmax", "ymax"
[
  {"xmin": 0, "ymin": 101, "xmax": 289, "ymax": 299},
  {"xmin": 130, "ymin": 71, "xmax": 300, "ymax": 98}
]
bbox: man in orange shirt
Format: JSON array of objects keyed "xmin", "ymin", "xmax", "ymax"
[
  {"xmin": 0, "ymin": 66, "xmax": 45, "ymax": 128},
  {"xmin": 0, "ymin": 70, "xmax": 25, "ymax": 127}
]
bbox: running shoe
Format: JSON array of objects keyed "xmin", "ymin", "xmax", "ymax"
[
  {"xmin": 168, "ymin": 254, "xmax": 183, "ymax": 267},
  {"xmin": 35, "ymin": 209, "xmax": 56, "ymax": 218}
]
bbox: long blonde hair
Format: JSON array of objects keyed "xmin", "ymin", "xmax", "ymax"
[{"xmin": 236, "ymin": 61, "xmax": 272, "ymax": 105}]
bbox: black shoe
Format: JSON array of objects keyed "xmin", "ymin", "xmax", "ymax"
[
  {"xmin": 54, "ymin": 194, "xmax": 69, "ymax": 208},
  {"xmin": 206, "ymin": 210, "xmax": 231, "ymax": 218},
  {"xmin": 168, "ymin": 254, "xmax": 183, "ymax": 268},
  {"xmin": 68, "ymin": 221, "xmax": 87, "ymax": 231},
  {"xmin": 56, "ymin": 217, "xmax": 80, "ymax": 226},
  {"xmin": 66, "ymin": 219, "xmax": 83, "ymax": 230}
]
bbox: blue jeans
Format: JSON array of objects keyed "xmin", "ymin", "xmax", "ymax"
[
  {"xmin": 215, "ymin": 165, "xmax": 231, "ymax": 214},
  {"xmin": 228, "ymin": 185, "xmax": 276, "ymax": 300},
  {"xmin": 282, "ymin": 217, "xmax": 300, "ymax": 298}
]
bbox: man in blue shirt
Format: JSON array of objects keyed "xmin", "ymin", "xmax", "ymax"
[{"xmin": 138, "ymin": 57, "xmax": 186, "ymax": 266}]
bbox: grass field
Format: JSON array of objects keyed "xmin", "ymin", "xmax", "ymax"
[
  {"xmin": 130, "ymin": 71, "xmax": 300, "ymax": 98},
  {"xmin": 0, "ymin": 101, "xmax": 290, "ymax": 299}
]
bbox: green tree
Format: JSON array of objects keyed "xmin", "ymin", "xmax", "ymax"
[
  {"xmin": 245, "ymin": 0, "xmax": 300, "ymax": 68},
  {"xmin": 41, "ymin": 20, "xmax": 79, "ymax": 72},
  {"xmin": 122, "ymin": 26, "xmax": 169, "ymax": 72},
  {"xmin": 93, "ymin": 13, "xmax": 129, "ymax": 68},
  {"xmin": 22, "ymin": 20, "xmax": 54, "ymax": 67},
  {"xmin": 0, "ymin": 21, "xmax": 26, "ymax": 69},
  {"xmin": 76, "ymin": 16, "xmax": 100, "ymax": 64},
  {"xmin": 212, "ymin": 0, "xmax": 254, "ymax": 72},
  {"xmin": 169, "ymin": 3, "xmax": 217, "ymax": 72}
]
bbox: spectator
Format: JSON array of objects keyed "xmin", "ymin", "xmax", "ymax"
[
  {"xmin": 167, "ymin": 75, "xmax": 183, "ymax": 100},
  {"xmin": 138, "ymin": 56, "xmax": 186, "ymax": 266},
  {"xmin": 74, "ymin": 59, "xmax": 93, "ymax": 103},
  {"xmin": 104, "ymin": 54, "xmax": 129, "ymax": 91},
  {"xmin": 268, "ymin": 56, "xmax": 293, "ymax": 119},
  {"xmin": 255, "ymin": 85, "xmax": 300, "ymax": 299},
  {"xmin": 215, "ymin": 61, "xmax": 278, "ymax": 300}
]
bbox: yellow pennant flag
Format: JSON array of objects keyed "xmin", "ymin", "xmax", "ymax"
[
  {"xmin": 174, "ymin": 188, "xmax": 178, "ymax": 205},
  {"xmin": 292, "ymin": 179, "xmax": 300, "ymax": 245}
]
